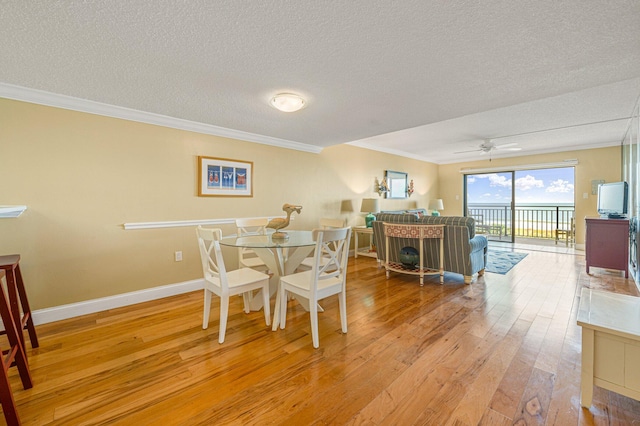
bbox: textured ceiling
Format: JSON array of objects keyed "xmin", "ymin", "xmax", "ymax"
[{"xmin": 1, "ymin": 1, "xmax": 639, "ymax": 163}]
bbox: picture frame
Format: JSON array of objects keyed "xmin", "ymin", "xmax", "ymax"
[
  {"xmin": 385, "ymin": 170, "xmax": 408, "ymax": 199},
  {"xmin": 198, "ymin": 156, "xmax": 253, "ymax": 197}
]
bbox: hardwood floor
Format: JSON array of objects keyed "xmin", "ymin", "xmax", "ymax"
[{"xmin": 5, "ymin": 250, "xmax": 640, "ymax": 425}]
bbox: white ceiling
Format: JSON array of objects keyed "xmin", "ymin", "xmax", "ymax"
[{"xmin": 1, "ymin": 1, "xmax": 639, "ymax": 164}]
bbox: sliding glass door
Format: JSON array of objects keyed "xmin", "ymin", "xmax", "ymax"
[
  {"xmin": 464, "ymin": 172, "xmax": 515, "ymax": 243},
  {"xmin": 465, "ymin": 167, "xmax": 576, "ymax": 244},
  {"xmin": 513, "ymin": 168, "xmax": 575, "ymax": 242}
]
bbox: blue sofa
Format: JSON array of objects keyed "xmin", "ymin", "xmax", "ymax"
[{"xmin": 371, "ymin": 211, "xmax": 488, "ymax": 284}]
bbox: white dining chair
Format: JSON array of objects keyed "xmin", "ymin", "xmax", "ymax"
[
  {"xmin": 196, "ymin": 226, "xmax": 271, "ymax": 343},
  {"xmin": 276, "ymin": 227, "xmax": 351, "ymax": 348},
  {"xmin": 298, "ymin": 218, "xmax": 346, "ymax": 271},
  {"xmin": 235, "ymin": 218, "xmax": 270, "ymax": 272}
]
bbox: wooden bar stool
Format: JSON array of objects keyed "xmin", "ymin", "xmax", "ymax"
[
  {"xmin": 0, "ymin": 362, "xmax": 21, "ymax": 425},
  {"xmin": 0, "ymin": 338, "xmax": 23, "ymax": 425},
  {"xmin": 0, "ymin": 261, "xmax": 33, "ymax": 425},
  {"xmin": 0, "ymin": 255, "xmax": 38, "ymax": 350}
]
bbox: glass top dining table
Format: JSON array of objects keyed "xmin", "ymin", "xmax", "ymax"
[
  {"xmin": 219, "ymin": 230, "xmax": 317, "ymax": 312},
  {"xmin": 219, "ymin": 230, "xmax": 315, "ymax": 249}
]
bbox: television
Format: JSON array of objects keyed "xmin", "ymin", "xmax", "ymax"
[{"xmin": 597, "ymin": 181, "xmax": 628, "ymax": 218}]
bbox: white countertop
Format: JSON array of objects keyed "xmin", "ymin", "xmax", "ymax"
[{"xmin": 577, "ymin": 288, "xmax": 640, "ymax": 339}]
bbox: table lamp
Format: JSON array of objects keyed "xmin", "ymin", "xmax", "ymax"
[
  {"xmin": 428, "ymin": 199, "xmax": 444, "ymax": 216},
  {"xmin": 360, "ymin": 198, "xmax": 379, "ymax": 227}
]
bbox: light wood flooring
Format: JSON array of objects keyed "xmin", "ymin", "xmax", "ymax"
[{"xmin": 5, "ymin": 250, "xmax": 640, "ymax": 425}]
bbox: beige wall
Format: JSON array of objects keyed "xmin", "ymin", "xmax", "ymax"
[
  {"xmin": 1, "ymin": 98, "xmax": 622, "ymax": 311},
  {"xmin": 437, "ymin": 146, "xmax": 622, "ymax": 245},
  {"xmin": 0, "ymin": 99, "xmax": 438, "ymax": 310}
]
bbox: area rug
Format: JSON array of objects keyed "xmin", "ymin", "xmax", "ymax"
[{"xmin": 485, "ymin": 249, "xmax": 528, "ymax": 274}]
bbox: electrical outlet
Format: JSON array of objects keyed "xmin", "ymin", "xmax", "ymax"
[{"xmin": 175, "ymin": 251, "xmax": 183, "ymax": 262}]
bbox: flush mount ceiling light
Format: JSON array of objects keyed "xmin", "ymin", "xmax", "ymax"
[{"xmin": 270, "ymin": 93, "xmax": 306, "ymax": 112}]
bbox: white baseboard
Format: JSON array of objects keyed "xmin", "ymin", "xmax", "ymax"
[
  {"xmin": 31, "ymin": 278, "xmax": 204, "ymax": 325},
  {"xmin": 31, "ymin": 253, "xmax": 360, "ymax": 326}
]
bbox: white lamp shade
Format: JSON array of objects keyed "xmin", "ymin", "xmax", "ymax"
[
  {"xmin": 270, "ymin": 93, "xmax": 306, "ymax": 112},
  {"xmin": 360, "ymin": 198, "xmax": 379, "ymax": 213},
  {"xmin": 428, "ymin": 199, "xmax": 444, "ymax": 211}
]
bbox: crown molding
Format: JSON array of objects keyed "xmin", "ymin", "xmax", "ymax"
[{"xmin": 0, "ymin": 83, "xmax": 323, "ymax": 154}]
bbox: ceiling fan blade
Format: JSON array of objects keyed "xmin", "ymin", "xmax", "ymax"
[
  {"xmin": 456, "ymin": 140, "xmax": 520, "ymax": 154},
  {"xmin": 495, "ymin": 142, "xmax": 518, "ymax": 148}
]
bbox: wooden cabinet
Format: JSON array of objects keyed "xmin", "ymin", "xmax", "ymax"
[{"xmin": 585, "ymin": 217, "xmax": 629, "ymax": 278}]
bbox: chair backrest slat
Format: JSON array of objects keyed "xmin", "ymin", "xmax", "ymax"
[
  {"xmin": 196, "ymin": 226, "xmax": 228, "ymax": 290},
  {"xmin": 236, "ymin": 218, "xmax": 268, "ymax": 236},
  {"xmin": 309, "ymin": 227, "xmax": 351, "ymax": 290},
  {"xmin": 319, "ymin": 218, "xmax": 346, "ymax": 229},
  {"xmin": 235, "ymin": 218, "xmax": 268, "ymax": 267}
]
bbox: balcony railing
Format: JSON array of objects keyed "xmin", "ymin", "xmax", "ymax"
[{"xmin": 467, "ymin": 203, "xmax": 575, "ymax": 240}]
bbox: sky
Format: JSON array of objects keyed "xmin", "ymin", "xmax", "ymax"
[{"xmin": 466, "ymin": 167, "xmax": 575, "ymax": 205}]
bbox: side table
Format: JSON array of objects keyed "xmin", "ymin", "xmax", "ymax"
[{"xmin": 353, "ymin": 226, "xmax": 377, "ymax": 259}]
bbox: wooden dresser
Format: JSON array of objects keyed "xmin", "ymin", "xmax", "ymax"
[{"xmin": 585, "ymin": 217, "xmax": 629, "ymax": 278}]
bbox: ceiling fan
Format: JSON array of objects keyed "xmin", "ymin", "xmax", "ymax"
[{"xmin": 454, "ymin": 139, "xmax": 522, "ymax": 154}]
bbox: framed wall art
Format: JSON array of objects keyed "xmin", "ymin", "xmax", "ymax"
[{"xmin": 198, "ymin": 156, "xmax": 253, "ymax": 197}]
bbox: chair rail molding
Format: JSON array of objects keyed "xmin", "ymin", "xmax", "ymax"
[{"xmin": 123, "ymin": 216, "xmax": 286, "ymax": 230}]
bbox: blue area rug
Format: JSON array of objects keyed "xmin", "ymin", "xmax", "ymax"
[{"xmin": 485, "ymin": 250, "xmax": 528, "ymax": 274}]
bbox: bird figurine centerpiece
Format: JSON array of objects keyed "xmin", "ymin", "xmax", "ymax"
[{"xmin": 267, "ymin": 203, "xmax": 302, "ymax": 239}]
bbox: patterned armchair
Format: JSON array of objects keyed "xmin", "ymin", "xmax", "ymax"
[{"xmin": 372, "ymin": 213, "xmax": 487, "ymax": 284}]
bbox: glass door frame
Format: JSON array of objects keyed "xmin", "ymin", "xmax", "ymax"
[{"xmin": 464, "ymin": 171, "xmax": 516, "ymax": 243}]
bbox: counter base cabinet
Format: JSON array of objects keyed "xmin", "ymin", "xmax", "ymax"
[
  {"xmin": 577, "ymin": 289, "xmax": 640, "ymax": 407},
  {"xmin": 585, "ymin": 217, "xmax": 629, "ymax": 278}
]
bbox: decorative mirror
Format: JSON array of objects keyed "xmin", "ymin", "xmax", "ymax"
[{"xmin": 385, "ymin": 170, "xmax": 408, "ymax": 199}]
